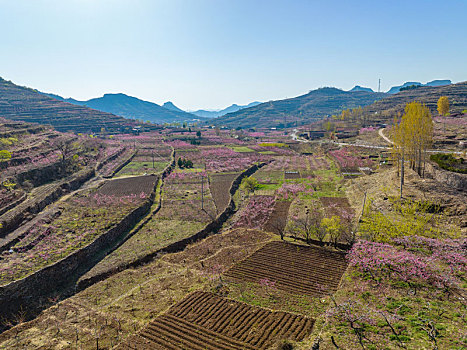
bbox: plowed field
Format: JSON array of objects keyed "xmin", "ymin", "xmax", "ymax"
[
  {"xmin": 224, "ymin": 241, "xmax": 347, "ymax": 296},
  {"xmin": 209, "ymin": 173, "xmax": 238, "ymax": 214},
  {"xmin": 96, "ymin": 175, "xmax": 158, "ymax": 196},
  {"xmin": 263, "ymin": 200, "xmax": 291, "ymax": 234},
  {"xmin": 319, "ymin": 196, "xmax": 354, "ymax": 218},
  {"xmin": 117, "ymin": 291, "xmax": 314, "ymax": 350}
]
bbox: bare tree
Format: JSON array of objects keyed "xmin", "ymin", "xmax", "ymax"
[
  {"xmin": 288, "ymin": 204, "xmax": 325, "ymax": 244},
  {"xmin": 51, "ymin": 136, "xmax": 76, "ymax": 172}
]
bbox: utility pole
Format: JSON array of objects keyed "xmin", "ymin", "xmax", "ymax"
[
  {"xmin": 201, "ymin": 174, "xmax": 204, "ymax": 210},
  {"xmin": 400, "ymin": 153, "xmax": 404, "ymax": 199},
  {"xmin": 378, "ymin": 78, "xmax": 381, "ymax": 93}
]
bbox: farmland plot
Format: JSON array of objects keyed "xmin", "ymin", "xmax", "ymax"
[
  {"xmin": 117, "ymin": 291, "xmax": 314, "ymax": 350},
  {"xmin": 116, "ymin": 143, "xmax": 172, "ymax": 176},
  {"xmin": 209, "ymin": 172, "xmax": 238, "ymax": 214},
  {"xmin": 263, "ymin": 200, "xmax": 291, "ymax": 234},
  {"xmin": 0, "ymin": 186, "xmax": 148, "ymax": 285},
  {"xmin": 96, "ymin": 175, "xmax": 158, "ymax": 197},
  {"xmin": 319, "ymin": 196, "xmax": 354, "ymax": 220},
  {"xmin": 225, "ymin": 241, "xmax": 347, "ymax": 296},
  {"xmin": 81, "ymin": 171, "xmax": 216, "ymax": 282},
  {"xmin": 232, "ymin": 195, "xmax": 275, "ymax": 230}
]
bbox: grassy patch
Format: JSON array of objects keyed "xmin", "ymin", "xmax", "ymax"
[
  {"xmin": 82, "ymin": 218, "xmax": 206, "ymax": 280},
  {"xmin": 230, "ymin": 146, "xmax": 255, "ymax": 153},
  {"xmin": 116, "ymin": 160, "xmax": 169, "ymax": 177}
]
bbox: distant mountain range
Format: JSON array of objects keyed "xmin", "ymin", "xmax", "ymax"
[
  {"xmin": 162, "ymin": 101, "xmax": 185, "ymax": 113},
  {"xmin": 209, "ymin": 87, "xmax": 386, "ymax": 129},
  {"xmin": 2, "ymin": 76, "xmax": 459, "ymax": 132},
  {"xmin": 347, "ymin": 80, "xmax": 452, "ymax": 94},
  {"xmin": 45, "ymin": 93, "xmax": 200, "ymax": 124},
  {"xmin": 364, "ymin": 81, "xmax": 467, "ymax": 120},
  {"xmin": 0, "ymin": 78, "xmax": 135, "ymax": 133},
  {"xmin": 189, "ymin": 102, "xmax": 262, "ymax": 119},
  {"xmin": 387, "ymin": 80, "xmax": 451, "ymax": 94},
  {"xmin": 45, "ymin": 93, "xmax": 262, "ymax": 124}
]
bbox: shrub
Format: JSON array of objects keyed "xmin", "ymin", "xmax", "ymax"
[
  {"xmin": 177, "ymin": 157, "xmax": 193, "ymax": 169},
  {"xmin": 0, "ymin": 150, "xmax": 12, "ymax": 160},
  {"xmin": 430, "ymin": 153, "xmax": 466, "ymax": 174},
  {"xmin": 241, "ymin": 177, "xmax": 259, "ymax": 193},
  {"xmin": 275, "ymin": 339, "xmax": 294, "ymax": 350}
]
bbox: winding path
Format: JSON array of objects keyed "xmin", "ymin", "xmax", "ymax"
[{"xmin": 378, "ymin": 128, "xmax": 393, "ymax": 144}]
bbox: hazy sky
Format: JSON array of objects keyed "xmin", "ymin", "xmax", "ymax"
[{"xmin": 0, "ymin": 0, "xmax": 466, "ymax": 110}]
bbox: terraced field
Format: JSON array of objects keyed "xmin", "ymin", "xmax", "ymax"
[
  {"xmin": 96, "ymin": 175, "xmax": 158, "ymax": 196},
  {"xmin": 118, "ymin": 291, "xmax": 314, "ymax": 350},
  {"xmin": 225, "ymin": 241, "xmax": 348, "ymax": 296},
  {"xmin": 209, "ymin": 173, "xmax": 238, "ymax": 214}
]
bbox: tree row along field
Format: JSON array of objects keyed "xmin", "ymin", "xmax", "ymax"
[{"xmin": 118, "ymin": 291, "xmax": 314, "ymax": 350}]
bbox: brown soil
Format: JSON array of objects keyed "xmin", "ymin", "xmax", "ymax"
[
  {"xmin": 224, "ymin": 241, "xmax": 348, "ymax": 296},
  {"xmin": 209, "ymin": 173, "xmax": 238, "ymax": 214},
  {"xmin": 319, "ymin": 197, "xmax": 354, "ymax": 218},
  {"xmin": 96, "ymin": 175, "xmax": 158, "ymax": 196},
  {"xmin": 117, "ymin": 291, "xmax": 314, "ymax": 350},
  {"xmin": 263, "ymin": 200, "xmax": 291, "ymax": 234}
]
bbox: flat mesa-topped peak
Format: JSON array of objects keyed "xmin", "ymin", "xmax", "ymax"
[{"xmin": 350, "ymin": 85, "xmax": 374, "ymax": 92}]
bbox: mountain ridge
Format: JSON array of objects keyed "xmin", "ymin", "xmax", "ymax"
[
  {"xmin": 364, "ymin": 81, "xmax": 467, "ymax": 121},
  {"xmin": 0, "ymin": 77, "xmax": 137, "ymax": 133},
  {"xmin": 387, "ymin": 79, "xmax": 451, "ymax": 94},
  {"xmin": 191, "ymin": 102, "xmax": 262, "ymax": 118},
  {"xmin": 349, "ymin": 85, "xmax": 374, "ymax": 92},
  {"xmin": 45, "ymin": 93, "xmax": 200, "ymax": 124},
  {"xmin": 208, "ymin": 87, "xmax": 386, "ymax": 128}
]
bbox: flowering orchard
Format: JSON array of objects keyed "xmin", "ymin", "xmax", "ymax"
[
  {"xmin": 329, "ymin": 147, "xmax": 373, "ymax": 172},
  {"xmin": 348, "ymin": 238, "xmax": 466, "ymax": 292},
  {"xmin": 0, "ymin": 189, "xmax": 147, "ymax": 286},
  {"xmin": 233, "ymin": 195, "xmax": 276, "ymax": 229}
]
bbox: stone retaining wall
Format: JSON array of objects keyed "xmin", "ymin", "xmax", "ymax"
[
  {"xmin": 425, "ymin": 162, "xmax": 467, "ymax": 191},
  {"xmin": 0, "ymin": 168, "xmax": 95, "ymax": 236},
  {"xmin": 0, "ymin": 196, "xmax": 153, "ymax": 324}
]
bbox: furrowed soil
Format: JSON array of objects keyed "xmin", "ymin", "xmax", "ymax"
[
  {"xmin": 117, "ymin": 291, "xmax": 314, "ymax": 350},
  {"xmin": 95, "ymin": 175, "xmax": 158, "ymax": 196},
  {"xmin": 224, "ymin": 241, "xmax": 348, "ymax": 296},
  {"xmin": 263, "ymin": 200, "xmax": 291, "ymax": 234}
]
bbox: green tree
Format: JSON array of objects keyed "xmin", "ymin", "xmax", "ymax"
[
  {"xmin": 0, "ymin": 150, "xmax": 12, "ymax": 160},
  {"xmin": 2, "ymin": 180, "xmax": 16, "ymax": 192},
  {"xmin": 392, "ymin": 102, "xmax": 433, "ymax": 177},
  {"xmin": 321, "ymin": 215, "xmax": 344, "ymax": 247},
  {"xmin": 241, "ymin": 177, "xmax": 259, "ymax": 193},
  {"xmin": 177, "ymin": 157, "xmax": 184, "ymax": 168},
  {"xmin": 437, "ymin": 96, "xmax": 449, "ymax": 116}
]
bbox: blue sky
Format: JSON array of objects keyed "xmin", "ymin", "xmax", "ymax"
[{"xmin": 0, "ymin": 0, "xmax": 466, "ymax": 110}]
